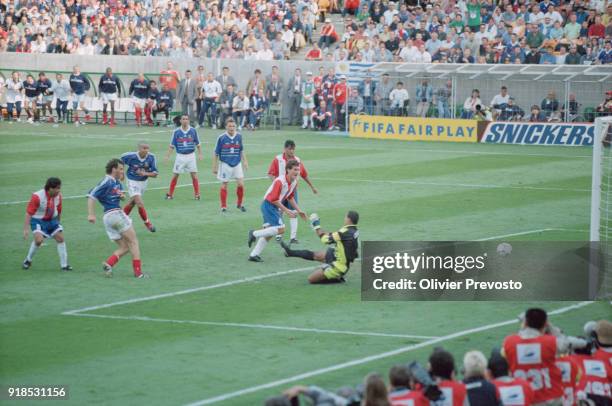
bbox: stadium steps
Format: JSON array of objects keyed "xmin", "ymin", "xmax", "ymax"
[{"xmin": 293, "ymin": 13, "xmax": 345, "ymax": 60}]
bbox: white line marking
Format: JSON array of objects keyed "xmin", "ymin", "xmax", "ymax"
[
  {"xmin": 183, "ymin": 301, "xmax": 593, "ymax": 406},
  {"xmin": 67, "ymin": 313, "xmax": 439, "ymax": 340},
  {"xmin": 61, "ymin": 266, "xmax": 317, "ymax": 315},
  {"xmin": 0, "ymin": 176, "xmax": 270, "ymax": 206},
  {"xmin": 311, "ymin": 177, "xmax": 589, "ymax": 193}
]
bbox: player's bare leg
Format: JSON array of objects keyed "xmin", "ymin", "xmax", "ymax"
[
  {"xmin": 103, "ymin": 239, "xmax": 129, "ymax": 278},
  {"xmin": 23, "ymin": 233, "xmax": 44, "ymax": 269},
  {"xmin": 166, "ymin": 173, "xmax": 179, "ymax": 199},
  {"xmin": 236, "ymin": 178, "xmax": 246, "ymax": 212},
  {"xmin": 220, "ymin": 181, "xmax": 228, "ymax": 212},
  {"xmin": 307, "ymin": 268, "xmax": 343, "ymax": 284},
  {"xmin": 110, "ymin": 101, "xmax": 116, "ymax": 126},
  {"xmin": 123, "ymin": 195, "xmax": 155, "ymax": 232},
  {"xmin": 80, "ymin": 101, "xmax": 91, "ymax": 122},
  {"xmin": 190, "ymin": 172, "xmax": 201, "ymax": 200},
  {"xmin": 248, "ymin": 225, "xmax": 284, "ymax": 262},
  {"xmin": 103, "ymin": 228, "xmax": 145, "ymax": 278},
  {"xmin": 53, "ymin": 231, "xmax": 72, "ymax": 271}
]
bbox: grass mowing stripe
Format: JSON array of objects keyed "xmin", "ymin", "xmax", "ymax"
[
  {"xmin": 183, "ymin": 301, "xmax": 593, "ymax": 406},
  {"xmin": 69, "ymin": 314, "xmax": 439, "ymax": 340}
]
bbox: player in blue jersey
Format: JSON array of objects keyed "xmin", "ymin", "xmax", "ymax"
[
  {"xmin": 247, "ymin": 159, "xmax": 307, "ymax": 262},
  {"xmin": 145, "ymin": 80, "xmax": 160, "ymax": 126},
  {"xmin": 87, "ymin": 159, "xmax": 147, "ymax": 278},
  {"xmin": 22, "ymin": 177, "xmax": 72, "ymax": 272},
  {"xmin": 23, "ymin": 74, "xmax": 40, "ymax": 124},
  {"xmin": 69, "ymin": 65, "xmax": 91, "ymax": 126},
  {"xmin": 129, "ymin": 73, "xmax": 150, "ymax": 127},
  {"xmin": 213, "ymin": 117, "xmax": 249, "ymax": 213},
  {"xmin": 98, "ymin": 67, "xmax": 121, "ymax": 126},
  {"xmin": 165, "ymin": 114, "xmax": 203, "ymax": 200},
  {"xmin": 36, "ymin": 72, "xmax": 54, "ymax": 122},
  {"xmin": 121, "ymin": 142, "xmax": 158, "ymax": 232}
]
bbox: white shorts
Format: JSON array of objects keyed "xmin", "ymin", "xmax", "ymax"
[
  {"xmin": 72, "ymin": 94, "xmax": 86, "ymax": 104},
  {"xmin": 174, "ymin": 153, "xmax": 197, "ymax": 174},
  {"xmin": 217, "ymin": 162, "xmax": 244, "ymax": 182},
  {"xmin": 132, "ymin": 97, "xmax": 146, "ymax": 109},
  {"xmin": 300, "ymin": 100, "xmax": 315, "ymax": 109},
  {"xmin": 103, "ymin": 209, "xmax": 133, "ymax": 241},
  {"xmin": 101, "ymin": 92, "xmax": 118, "ymax": 104},
  {"xmin": 127, "ymin": 179, "xmax": 148, "ymax": 197},
  {"xmin": 42, "ymin": 95, "xmax": 54, "ymax": 103},
  {"xmin": 25, "ymin": 96, "xmax": 39, "ymax": 104}
]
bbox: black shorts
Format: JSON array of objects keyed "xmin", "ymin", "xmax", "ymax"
[{"xmin": 325, "ymin": 248, "xmax": 336, "ymax": 265}]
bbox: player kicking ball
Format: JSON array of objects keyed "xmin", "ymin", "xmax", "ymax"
[
  {"xmin": 87, "ymin": 159, "xmax": 147, "ymax": 278},
  {"xmin": 268, "ymin": 140, "xmax": 318, "ymax": 244},
  {"xmin": 247, "ymin": 160, "xmax": 307, "ymax": 262},
  {"xmin": 121, "ymin": 142, "xmax": 158, "ymax": 232},
  {"xmin": 213, "ymin": 118, "xmax": 249, "ymax": 213},
  {"xmin": 22, "ymin": 177, "xmax": 72, "ymax": 271},
  {"xmin": 165, "ymin": 114, "xmax": 203, "ymax": 200},
  {"xmin": 280, "ymin": 211, "xmax": 359, "ymax": 284}
]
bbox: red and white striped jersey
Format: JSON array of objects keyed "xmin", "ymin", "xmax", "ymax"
[
  {"xmin": 26, "ymin": 189, "xmax": 62, "ymax": 220},
  {"xmin": 264, "ymin": 175, "xmax": 297, "ymax": 203}
]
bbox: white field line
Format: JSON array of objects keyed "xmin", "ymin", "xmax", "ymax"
[
  {"xmin": 61, "ymin": 265, "xmax": 317, "ymax": 315},
  {"xmin": 67, "ymin": 313, "xmax": 439, "ymax": 340},
  {"xmin": 0, "ymin": 176, "xmax": 270, "ymax": 206},
  {"xmin": 0, "ymin": 129, "xmax": 591, "ymax": 159},
  {"xmin": 311, "ymin": 177, "xmax": 590, "ymax": 193},
  {"xmin": 183, "ymin": 301, "xmax": 593, "ymax": 406}
]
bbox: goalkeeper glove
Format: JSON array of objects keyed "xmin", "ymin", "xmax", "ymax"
[{"xmin": 309, "ymin": 213, "xmax": 321, "ymax": 230}]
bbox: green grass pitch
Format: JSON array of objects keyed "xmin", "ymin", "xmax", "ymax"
[{"xmin": 0, "ymin": 122, "xmax": 609, "ymax": 405}]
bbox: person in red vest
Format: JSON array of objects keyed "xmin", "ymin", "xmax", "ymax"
[
  {"xmin": 428, "ymin": 349, "xmax": 469, "ymax": 406},
  {"xmin": 388, "ymin": 364, "xmax": 429, "ymax": 406},
  {"xmin": 572, "ymin": 320, "xmax": 612, "ymax": 404},
  {"xmin": 502, "ymin": 308, "xmax": 565, "ymax": 405},
  {"xmin": 332, "ymin": 75, "xmax": 348, "ymax": 130},
  {"xmin": 592, "ymin": 320, "xmax": 612, "ymax": 370},
  {"xmin": 555, "ymin": 353, "xmax": 582, "ymax": 406},
  {"xmin": 488, "ymin": 350, "xmax": 535, "ymax": 406}
]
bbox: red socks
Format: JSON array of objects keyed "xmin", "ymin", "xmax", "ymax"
[
  {"xmin": 138, "ymin": 206, "xmax": 148, "ymax": 223},
  {"xmin": 144, "ymin": 106, "xmax": 152, "ymax": 123},
  {"xmin": 132, "ymin": 259, "xmax": 142, "ymax": 277},
  {"xmin": 123, "ymin": 202, "xmax": 134, "ymax": 215},
  {"xmin": 74, "ymin": 112, "xmax": 79, "ymax": 122},
  {"xmin": 192, "ymin": 178, "xmax": 200, "ymax": 197},
  {"xmin": 135, "ymin": 107, "xmax": 141, "ymax": 124},
  {"xmin": 103, "ymin": 112, "xmax": 108, "ymax": 124},
  {"xmin": 220, "ymin": 187, "xmax": 228, "ymax": 208},
  {"xmin": 168, "ymin": 177, "xmax": 178, "ymax": 196},
  {"xmin": 105, "ymin": 254, "xmax": 119, "ymax": 267},
  {"xmin": 237, "ymin": 185, "xmax": 244, "ymax": 207}
]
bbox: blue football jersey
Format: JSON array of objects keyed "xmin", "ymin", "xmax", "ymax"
[
  {"xmin": 214, "ymin": 133, "xmax": 243, "ymax": 167},
  {"xmin": 88, "ymin": 175, "xmax": 124, "ymax": 212},
  {"xmin": 120, "ymin": 152, "xmax": 158, "ymax": 182},
  {"xmin": 171, "ymin": 127, "xmax": 200, "ymax": 155}
]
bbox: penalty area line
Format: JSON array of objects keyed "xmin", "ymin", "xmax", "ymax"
[
  {"xmin": 182, "ymin": 301, "xmax": 593, "ymax": 406},
  {"xmin": 68, "ymin": 313, "xmax": 439, "ymax": 340}
]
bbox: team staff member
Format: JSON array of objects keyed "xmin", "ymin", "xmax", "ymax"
[
  {"xmin": 280, "ymin": 211, "xmax": 359, "ymax": 284},
  {"xmin": 69, "ymin": 65, "xmax": 91, "ymax": 126},
  {"xmin": 200, "ymin": 72, "xmax": 222, "ymax": 129}
]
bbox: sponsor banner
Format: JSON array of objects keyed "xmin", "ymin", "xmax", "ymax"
[
  {"xmin": 480, "ymin": 122, "xmax": 594, "ymax": 146},
  {"xmin": 349, "ymin": 114, "xmax": 477, "ymax": 142}
]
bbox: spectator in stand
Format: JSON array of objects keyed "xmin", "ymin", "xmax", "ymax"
[
  {"xmin": 318, "ymin": 18, "xmax": 338, "ymax": 50},
  {"xmin": 305, "ymin": 43, "xmax": 323, "ymax": 61},
  {"xmin": 462, "ymin": 350, "xmax": 501, "ymax": 406},
  {"xmin": 429, "ymin": 349, "xmax": 468, "ymax": 406},
  {"xmin": 502, "ymin": 308, "xmax": 566, "ymax": 404}
]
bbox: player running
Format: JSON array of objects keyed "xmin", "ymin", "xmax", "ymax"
[
  {"xmin": 129, "ymin": 73, "xmax": 150, "ymax": 127},
  {"xmin": 37, "ymin": 72, "xmax": 54, "ymax": 122},
  {"xmin": 22, "ymin": 74, "xmax": 40, "ymax": 124},
  {"xmin": 87, "ymin": 159, "xmax": 147, "ymax": 278},
  {"xmin": 6, "ymin": 71, "xmax": 23, "ymax": 123},
  {"xmin": 98, "ymin": 67, "xmax": 121, "ymax": 126},
  {"xmin": 268, "ymin": 140, "xmax": 318, "ymax": 244},
  {"xmin": 22, "ymin": 177, "xmax": 72, "ymax": 272},
  {"xmin": 165, "ymin": 114, "xmax": 203, "ymax": 200},
  {"xmin": 213, "ymin": 118, "xmax": 249, "ymax": 213},
  {"xmin": 247, "ymin": 159, "xmax": 307, "ymax": 262},
  {"xmin": 280, "ymin": 211, "xmax": 359, "ymax": 284},
  {"xmin": 121, "ymin": 142, "xmax": 158, "ymax": 232},
  {"xmin": 69, "ymin": 65, "xmax": 91, "ymax": 126}
]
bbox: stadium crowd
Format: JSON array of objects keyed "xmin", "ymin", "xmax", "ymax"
[
  {"xmin": 0, "ymin": 0, "xmax": 611, "ymax": 65},
  {"xmin": 264, "ymin": 310, "xmax": 612, "ymax": 406}
]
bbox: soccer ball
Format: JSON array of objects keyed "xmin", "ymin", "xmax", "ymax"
[
  {"xmin": 496, "ymin": 242, "xmax": 512, "ymax": 256},
  {"xmin": 309, "ymin": 213, "xmax": 321, "ymax": 229},
  {"xmin": 309, "ymin": 213, "xmax": 319, "ymax": 222}
]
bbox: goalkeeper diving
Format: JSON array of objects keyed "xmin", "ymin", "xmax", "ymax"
[{"xmin": 280, "ymin": 211, "xmax": 359, "ymax": 284}]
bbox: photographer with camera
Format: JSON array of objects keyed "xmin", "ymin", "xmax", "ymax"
[
  {"xmin": 572, "ymin": 320, "xmax": 612, "ymax": 405},
  {"xmin": 488, "ymin": 350, "xmax": 535, "ymax": 406},
  {"xmin": 428, "ymin": 349, "xmax": 469, "ymax": 406},
  {"xmin": 462, "ymin": 351, "xmax": 501, "ymax": 405}
]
